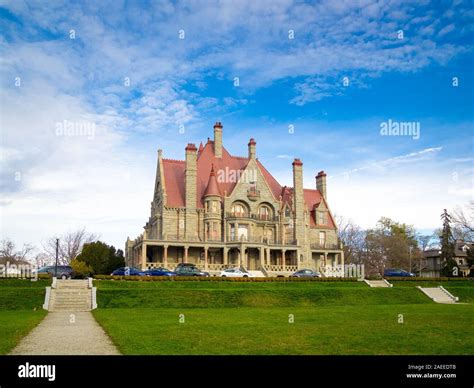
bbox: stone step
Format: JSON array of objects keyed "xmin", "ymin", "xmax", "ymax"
[
  {"xmin": 50, "ymin": 307, "xmax": 91, "ymax": 312},
  {"xmin": 52, "ymin": 292, "xmax": 91, "ymax": 297},
  {"xmin": 418, "ymin": 287, "xmax": 458, "ymax": 304},
  {"xmin": 51, "ymin": 298, "xmax": 90, "ymax": 303},
  {"xmin": 364, "ymin": 279, "xmax": 392, "ymax": 288},
  {"xmin": 56, "ymin": 284, "xmax": 89, "ymax": 289}
]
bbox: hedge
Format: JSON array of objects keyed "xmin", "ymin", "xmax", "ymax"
[
  {"xmin": 385, "ymin": 276, "xmax": 472, "ymax": 282},
  {"xmin": 93, "ymin": 274, "xmax": 360, "ymax": 282}
]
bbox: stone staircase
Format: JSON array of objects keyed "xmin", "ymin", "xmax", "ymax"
[
  {"xmin": 364, "ymin": 279, "xmax": 393, "ymax": 288},
  {"xmin": 44, "ymin": 279, "xmax": 97, "ymax": 312},
  {"xmin": 417, "ymin": 286, "xmax": 459, "ymax": 304}
]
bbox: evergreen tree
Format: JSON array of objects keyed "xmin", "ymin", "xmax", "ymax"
[
  {"xmin": 440, "ymin": 209, "xmax": 457, "ymax": 276},
  {"xmin": 77, "ymin": 241, "xmax": 125, "ymax": 275}
]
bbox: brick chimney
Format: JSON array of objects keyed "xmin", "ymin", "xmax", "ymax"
[
  {"xmin": 213, "ymin": 122, "xmax": 223, "ymax": 158},
  {"xmin": 248, "ymin": 138, "xmax": 256, "ymax": 159},
  {"xmin": 185, "ymin": 143, "xmax": 197, "ymax": 238},
  {"xmin": 292, "ymin": 158, "xmax": 305, "ymax": 247},
  {"xmin": 316, "ymin": 171, "xmax": 327, "ymax": 200}
]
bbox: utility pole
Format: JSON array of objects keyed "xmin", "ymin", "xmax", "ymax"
[{"xmin": 55, "ymin": 238, "xmax": 59, "ymax": 278}]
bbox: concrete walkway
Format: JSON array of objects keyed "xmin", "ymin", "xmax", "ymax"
[{"xmin": 9, "ymin": 312, "xmax": 120, "ymax": 355}]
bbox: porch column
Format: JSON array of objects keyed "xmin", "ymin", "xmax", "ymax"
[
  {"xmin": 238, "ymin": 247, "xmax": 242, "ymax": 268},
  {"xmin": 324, "ymin": 252, "xmax": 328, "ymax": 267},
  {"xmin": 163, "ymin": 245, "xmax": 168, "ymax": 267},
  {"xmin": 259, "ymin": 247, "xmax": 264, "ymax": 268},
  {"xmin": 223, "ymin": 247, "xmax": 228, "ymax": 266},
  {"xmin": 282, "ymin": 249, "xmax": 286, "ymax": 271},
  {"xmin": 184, "ymin": 246, "xmax": 189, "ymax": 263},
  {"xmin": 141, "ymin": 243, "xmax": 147, "ymax": 270},
  {"xmin": 266, "ymin": 248, "xmax": 270, "ymax": 265},
  {"xmin": 204, "ymin": 247, "xmax": 208, "ymax": 270}
]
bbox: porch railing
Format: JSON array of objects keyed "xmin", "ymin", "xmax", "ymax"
[
  {"xmin": 263, "ymin": 264, "xmax": 298, "ymax": 272},
  {"xmin": 310, "ymin": 242, "xmax": 340, "ymax": 250}
]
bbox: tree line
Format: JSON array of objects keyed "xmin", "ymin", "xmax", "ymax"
[
  {"xmin": 0, "ymin": 228, "xmax": 124, "ymax": 277},
  {"xmin": 336, "ymin": 202, "xmax": 474, "ymax": 277}
]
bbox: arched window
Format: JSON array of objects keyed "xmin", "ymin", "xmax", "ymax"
[
  {"xmin": 259, "ymin": 205, "xmax": 272, "ymax": 220},
  {"xmin": 231, "ymin": 202, "xmax": 248, "ymax": 217},
  {"xmin": 284, "ymin": 205, "xmax": 291, "ymax": 218}
]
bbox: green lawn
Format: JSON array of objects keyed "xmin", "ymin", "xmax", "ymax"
[
  {"xmin": 92, "ymin": 279, "xmax": 474, "ymax": 355},
  {"xmin": 0, "ymin": 279, "xmax": 49, "ymax": 354}
]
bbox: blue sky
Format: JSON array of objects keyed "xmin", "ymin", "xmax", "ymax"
[{"xmin": 0, "ymin": 0, "xmax": 473, "ymax": 251}]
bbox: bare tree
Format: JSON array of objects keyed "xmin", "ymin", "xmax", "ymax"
[
  {"xmin": 0, "ymin": 239, "xmax": 35, "ymax": 265},
  {"xmin": 335, "ymin": 215, "xmax": 366, "ymax": 264},
  {"xmin": 42, "ymin": 228, "xmax": 99, "ymax": 265},
  {"xmin": 451, "ymin": 202, "xmax": 474, "ymax": 241},
  {"xmin": 417, "ymin": 234, "xmax": 435, "ymax": 251}
]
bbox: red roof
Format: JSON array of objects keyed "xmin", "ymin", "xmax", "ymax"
[
  {"xmin": 204, "ymin": 165, "xmax": 221, "ymax": 197},
  {"xmin": 161, "ymin": 141, "xmax": 334, "ymax": 228}
]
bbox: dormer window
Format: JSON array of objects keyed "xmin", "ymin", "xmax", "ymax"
[
  {"xmin": 247, "ymin": 181, "xmax": 260, "ymax": 201},
  {"xmin": 317, "ymin": 211, "xmax": 327, "ymax": 225},
  {"xmin": 284, "ymin": 206, "xmax": 291, "ymax": 218}
]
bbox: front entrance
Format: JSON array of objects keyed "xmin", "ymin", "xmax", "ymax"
[{"xmin": 246, "ymin": 248, "xmax": 260, "ymax": 270}]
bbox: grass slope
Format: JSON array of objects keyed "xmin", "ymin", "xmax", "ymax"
[
  {"xmin": 94, "ymin": 280, "xmax": 433, "ymax": 308},
  {"xmin": 0, "ymin": 279, "xmax": 49, "ymax": 354},
  {"xmin": 93, "ymin": 280, "xmax": 474, "ymax": 355},
  {"xmin": 93, "ymin": 304, "xmax": 474, "ymax": 355}
]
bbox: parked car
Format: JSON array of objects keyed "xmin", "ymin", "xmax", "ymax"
[
  {"xmin": 220, "ymin": 268, "xmax": 255, "ymax": 278},
  {"xmin": 36, "ymin": 265, "xmax": 74, "ymax": 279},
  {"xmin": 174, "ymin": 265, "xmax": 209, "ymax": 277},
  {"xmin": 290, "ymin": 269, "xmax": 322, "ymax": 278},
  {"xmin": 111, "ymin": 267, "xmax": 147, "ymax": 276},
  {"xmin": 383, "ymin": 268, "xmax": 415, "ymax": 277},
  {"xmin": 145, "ymin": 267, "xmax": 176, "ymax": 277}
]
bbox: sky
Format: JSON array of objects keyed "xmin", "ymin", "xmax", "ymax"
[{"xmin": 0, "ymin": 0, "xmax": 473, "ymax": 254}]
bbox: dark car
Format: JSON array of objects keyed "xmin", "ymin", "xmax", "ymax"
[
  {"xmin": 111, "ymin": 267, "xmax": 147, "ymax": 276},
  {"xmin": 145, "ymin": 267, "xmax": 176, "ymax": 277},
  {"xmin": 384, "ymin": 268, "xmax": 415, "ymax": 277},
  {"xmin": 174, "ymin": 265, "xmax": 210, "ymax": 277},
  {"xmin": 36, "ymin": 265, "xmax": 74, "ymax": 279},
  {"xmin": 290, "ymin": 269, "xmax": 322, "ymax": 278}
]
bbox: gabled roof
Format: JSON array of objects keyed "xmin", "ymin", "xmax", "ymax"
[{"xmin": 160, "ymin": 139, "xmax": 335, "ymax": 229}]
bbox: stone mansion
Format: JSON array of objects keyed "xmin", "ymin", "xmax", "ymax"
[{"xmin": 125, "ymin": 122, "xmax": 344, "ymax": 276}]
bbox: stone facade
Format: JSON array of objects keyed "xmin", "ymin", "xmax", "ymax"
[{"xmin": 126, "ymin": 122, "xmax": 344, "ymax": 276}]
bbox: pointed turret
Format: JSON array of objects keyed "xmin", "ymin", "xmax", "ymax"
[{"xmin": 204, "ymin": 164, "xmax": 221, "ymax": 197}]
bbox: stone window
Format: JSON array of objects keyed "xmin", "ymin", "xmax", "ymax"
[
  {"xmin": 231, "ymin": 202, "xmax": 248, "ymax": 217},
  {"xmin": 258, "ymin": 205, "xmax": 272, "ymax": 220},
  {"xmin": 318, "ymin": 211, "xmax": 327, "ymax": 225},
  {"xmin": 319, "ymin": 231, "xmax": 326, "ymax": 246}
]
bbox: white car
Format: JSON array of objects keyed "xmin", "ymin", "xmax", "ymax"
[{"xmin": 220, "ymin": 268, "xmax": 256, "ymax": 278}]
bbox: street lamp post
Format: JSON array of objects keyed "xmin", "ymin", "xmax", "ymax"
[{"xmin": 54, "ymin": 238, "xmax": 59, "ymax": 278}]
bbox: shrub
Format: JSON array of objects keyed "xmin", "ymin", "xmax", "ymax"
[{"xmin": 70, "ymin": 259, "xmax": 93, "ymax": 279}]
